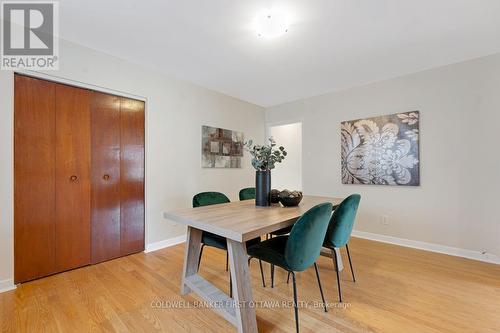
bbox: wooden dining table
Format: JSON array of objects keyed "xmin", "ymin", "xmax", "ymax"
[{"xmin": 163, "ymin": 195, "xmax": 343, "ymax": 333}]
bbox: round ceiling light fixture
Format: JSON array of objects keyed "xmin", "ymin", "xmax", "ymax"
[{"xmin": 254, "ymin": 9, "xmax": 289, "ymax": 39}]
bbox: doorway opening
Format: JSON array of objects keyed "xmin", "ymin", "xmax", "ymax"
[{"xmin": 267, "ymin": 122, "xmax": 302, "ymax": 191}]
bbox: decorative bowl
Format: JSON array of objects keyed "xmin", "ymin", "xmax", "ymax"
[
  {"xmin": 278, "ymin": 190, "xmax": 303, "ymax": 207},
  {"xmin": 270, "ymin": 189, "xmax": 281, "ymax": 203}
]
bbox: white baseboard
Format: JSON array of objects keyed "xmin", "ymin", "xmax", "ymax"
[
  {"xmin": 145, "ymin": 234, "xmax": 187, "ymax": 253},
  {"xmin": 0, "ymin": 279, "xmax": 16, "ymax": 294},
  {"xmin": 143, "ymin": 230, "xmax": 500, "ymax": 265},
  {"xmin": 352, "ymin": 230, "xmax": 500, "ymax": 265}
]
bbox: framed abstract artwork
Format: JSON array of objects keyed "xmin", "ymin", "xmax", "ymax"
[
  {"xmin": 202, "ymin": 125, "xmax": 244, "ymax": 168},
  {"xmin": 341, "ymin": 111, "xmax": 420, "ymax": 186}
]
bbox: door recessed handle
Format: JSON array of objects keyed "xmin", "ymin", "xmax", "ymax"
[
  {"xmin": 69, "ymin": 175, "xmax": 78, "ymax": 182},
  {"xmin": 103, "ymin": 174, "xmax": 110, "ymax": 181}
]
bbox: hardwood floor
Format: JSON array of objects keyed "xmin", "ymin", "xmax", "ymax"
[{"xmin": 1, "ymin": 237, "xmax": 499, "ymax": 333}]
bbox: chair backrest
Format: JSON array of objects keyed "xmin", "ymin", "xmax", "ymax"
[
  {"xmin": 192, "ymin": 192, "xmax": 230, "ymax": 208},
  {"xmin": 323, "ymin": 194, "xmax": 361, "ymax": 248},
  {"xmin": 239, "ymin": 187, "xmax": 255, "ymax": 201},
  {"xmin": 285, "ymin": 202, "xmax": 333, "ymax": 271}
]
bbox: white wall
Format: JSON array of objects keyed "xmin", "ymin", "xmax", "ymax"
[
  {"xmin": 266, "ymin": 54, "xmax": 500, "ymax": 259},
  {"xmin": 268, "ymin": 122, "xmax": 302, "ymax": 191},
  {"xmin": 0, "ymin": 39, "xmax": 265, "ymax": 289}
]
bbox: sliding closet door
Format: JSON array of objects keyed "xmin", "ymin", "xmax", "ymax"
[
  {"xmin": 55, "ymin": 84, "xmax": 91, "ymax": 271},
  {"xmin": 14, "ymin": 75, "xmax": 56, "ymax": 283},
  {"xmin": 15, "ymin": 75, "xmax": 145, "ymax": 281},
  {"xmin": 91, "ymin": 92, "xmax": 121, "ymax": 263},
  {"xmin": 120, "ymin": 98, "xmax": 145, "ymax": 255}
]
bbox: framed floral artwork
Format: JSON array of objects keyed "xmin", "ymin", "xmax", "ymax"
[{"xmin": 341, "ymin": 111, "xmax": 420, "ymax": 186}]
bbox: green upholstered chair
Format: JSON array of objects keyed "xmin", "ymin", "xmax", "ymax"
[
  {"xmin": 193, "ymin": 192, "xmax": 232, "ymax": 266},
  {"xmin": 247, "ymin": 202, "xmax": 333, "ymax": 333},
  {"xmin": 323, "ymin": 194, "xmax": 361, "ymax": 302},
  {"xmin": 193, "ymin": 192, "xmax": 265, "ymax": 297},
  {"xmin": 239, "ymin": 187, "xmax": 256, "ymax": 201},
  {"xmin": 238, "ymin": 187, "xmax": 292, "ymax": 286}
]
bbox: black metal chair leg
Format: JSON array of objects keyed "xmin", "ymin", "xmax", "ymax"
[
  {"xmin": 268, "ymin": 234, "xmax": 274, "ymax": 287},
  {"xmin": 259, "ymin": 260, "xmax": 266, "ymax": 287},
  {"xmin": 249, "ymin": 257, "xmax": 267, "ymax": 288},
  {"xmin": 197, "ymin": 244, "xmax": 205, "ymax": 272},
  {"xmin": 271, "ymin": 264, "xmax": 275, "ymax": 288},
  {"xmin": 332, "ymin": 251, "xmax": 342, "ymax": 302},
  {"xmin": 314, "ymin": 263, "xmax": 328, "ymax": 312},
  {"xmin": 287, "ymin": 271, "xmax": 291, "ymax": 284},
  {"xmin": 225, "ymin": 251, "xmax": 229, "ymax": 272},
  {"xmin": 346, "ymin": 244, "xmax": 356, "ymax": 282},
  {"xmin": 291, "ymin": 271, "xmax": 299, "ymax": 333}
]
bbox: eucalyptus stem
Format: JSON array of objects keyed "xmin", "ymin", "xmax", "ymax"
[{"xmin": 244, "ymin": 137, "xmax": 287, "ymax": 171}]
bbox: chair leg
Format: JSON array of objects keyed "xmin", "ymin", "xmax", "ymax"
[
  {"xmin": 197, "ymin": 244, "xmax": 205, "ymax": 272},
  {"xmin": 314, "ymin": 263, "xmax": 328, "ymax": 312},
  {"xmin": 225, "ymin": 251, "xmax": 229, "ymax": 272},
  {"xmin": 259, "ymin": 260, "xmax": 266, "ymax": 287},
  {"xmin": 269, "ymin": 234, "xmax": 273, "ymax": 286},
  {"xmin": 291, "ymin": 271, "xmax": 299, "ymax": 333},
  {"xmin": 248, "ymin": 257, "xmax": 266, "ymax": 288},
  {"xmin": 287, "ymin": 271, "xmax": 291, "ymax": 284},
  {"xmin": 332, "ymin": 252, "xmax": 342, "ymax": 303},
  {"xmin": 346, "ymin": 244, "xmax": 356, "ymax": 282},
  {"xmin": 271, "ymin": 264, "xmax": 275, "ymax": 288}
]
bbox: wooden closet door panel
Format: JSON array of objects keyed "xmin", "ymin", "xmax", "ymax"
[
  {"xmin": 120, "ymin": 98, "xmax": 145, "ymax": 255},
  {"xmin": 91, "ymin": 92, "xmax": 121, "ymax": 263},
  {"xmin": 14, "ymin": 75, "xmax": 56, "ymax": 283},
  {"xmin": 55, "ymin": 84, "xmax": 91, "ymax": 271}
]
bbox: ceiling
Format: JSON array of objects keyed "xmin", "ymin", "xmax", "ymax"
[{"xmin": 59, "ymin": 0, "xmax": 500, "ymax": 107}]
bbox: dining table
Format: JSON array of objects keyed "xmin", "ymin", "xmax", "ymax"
[{"xmin": 163, "ymin": 195, "xmax": 343, "ymax": 333}]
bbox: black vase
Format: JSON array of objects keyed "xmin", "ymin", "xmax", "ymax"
[{"xmin": 255, "ymin": 170, "xmax": 271, "ymax": 206}]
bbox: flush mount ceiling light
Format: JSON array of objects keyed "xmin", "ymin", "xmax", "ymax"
[{"xmin": 254, "ymin": 9, "xmax": 289, "ymax": 39}]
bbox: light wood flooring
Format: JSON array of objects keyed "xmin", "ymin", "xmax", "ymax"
[{"xmin": 1, "ymin": 237, "xmax": 499, "ymax": 333}]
